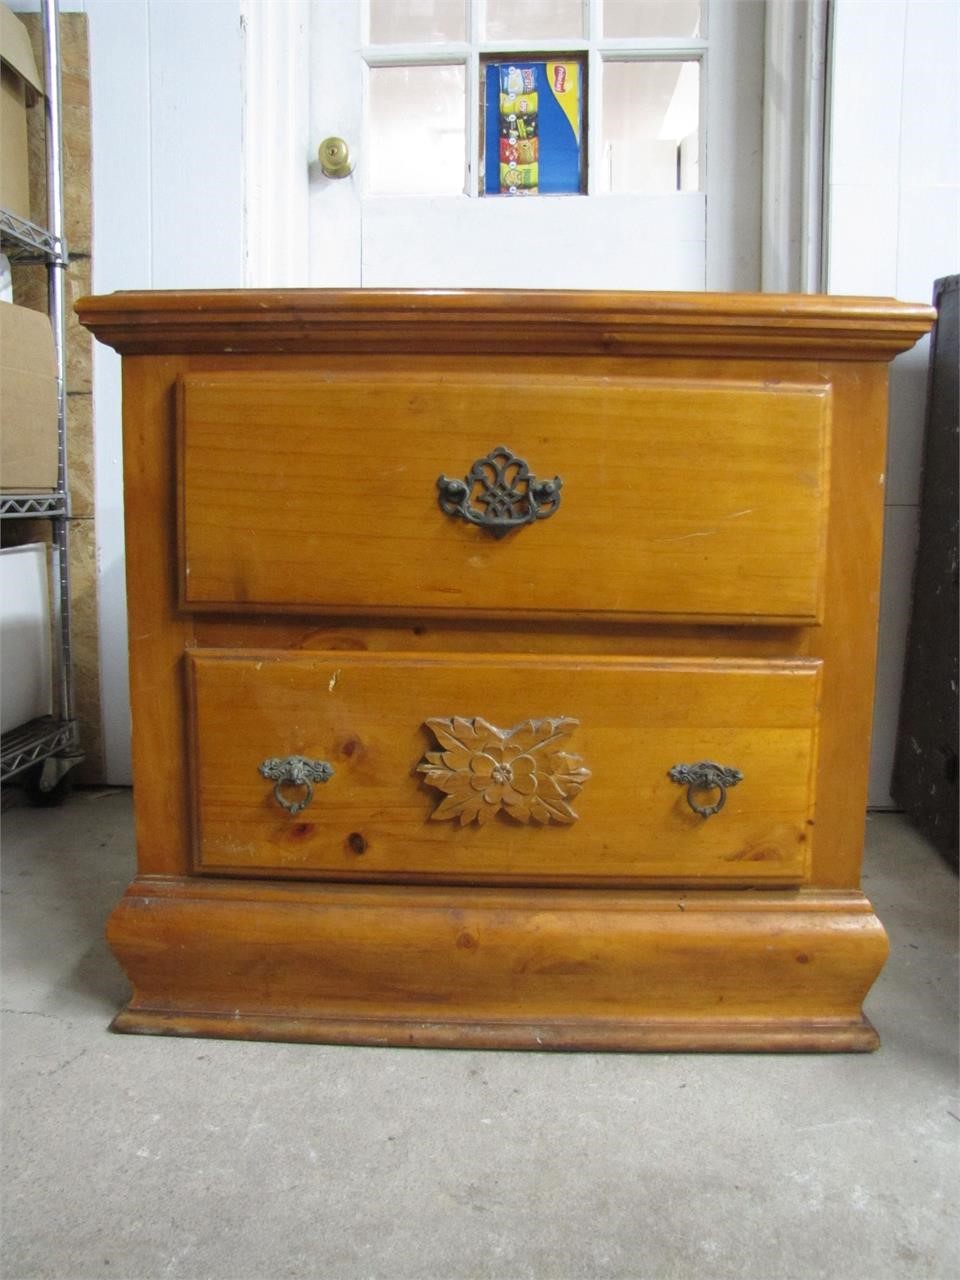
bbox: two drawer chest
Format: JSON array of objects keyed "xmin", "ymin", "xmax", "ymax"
[{"xmin": 78, "ymin": 289, "xmax": 934, "ymax": 1051}]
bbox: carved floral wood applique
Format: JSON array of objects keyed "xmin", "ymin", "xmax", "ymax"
[{"xmin": 417, "ymin": 716, "xmax": 591, "ymax": 826}]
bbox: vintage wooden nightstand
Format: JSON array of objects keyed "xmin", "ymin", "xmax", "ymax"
[{"xmin": 77, "ymin": 289, "xmax": 934, "ymax": 1051}]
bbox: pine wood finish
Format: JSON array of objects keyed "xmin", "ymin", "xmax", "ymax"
[
  {"xmin": 417, "ymin": 714, "xmax": 593, "ymax": 828},
  {"xmin": 77, "ymin": 289, "xmax": 935, "ymax": 1052},
  {"xmin": 178, "ymin": 372, "xmax": 830, "ymax": 623},
  {"xmin": 108, "ymin": 879, "xmax": 888, "ymax": 1051},
  {"xmin": 188, "ymin": 650, "xmax": 819, "ymax": 885}
]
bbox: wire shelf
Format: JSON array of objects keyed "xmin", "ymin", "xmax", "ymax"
[
  {"xmin": 0, "ymin": 493, "xmax": 69, "ymax": 518},
  {"xmin": 0, "ymin": 207, "xmax": 66, "ymax": 263},
  {"xmin": 1, "ymin": 716, "xmax": 80, "ymax": 782}
]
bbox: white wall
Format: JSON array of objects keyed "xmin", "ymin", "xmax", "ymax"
[
  {"xmin": 9, "ymin": 0, "xmax": 245, "ymax": 783},
  {"xmin": 826, "ymin": 0, "xmax": 960, "ymax": 806},
  {"xmin": 86, "ymin": 0, "xmax": 244, "ymax": 782}
]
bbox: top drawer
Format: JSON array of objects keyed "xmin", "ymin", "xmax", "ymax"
[{"xmin": 178, "ymin": 370, "xmax": 830, "ymax": 624}]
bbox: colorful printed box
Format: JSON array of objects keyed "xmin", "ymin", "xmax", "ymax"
[{"xmin": 484, "ymin": 60, "xmax": 583, "ymax": 196}]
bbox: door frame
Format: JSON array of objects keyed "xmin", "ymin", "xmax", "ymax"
[{"xmin": 241, "ymin": 0, "xmax": 828, "ymax": 293}]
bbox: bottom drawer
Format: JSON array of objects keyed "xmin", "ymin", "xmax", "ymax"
[{"xmin": 187, "ymin": 651, "xmax": 820, "ymax": 885}]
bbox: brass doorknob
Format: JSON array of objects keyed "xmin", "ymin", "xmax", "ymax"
[{"xmin": 318, "ymin": 136, "xmax": 354, "ymax": 179}]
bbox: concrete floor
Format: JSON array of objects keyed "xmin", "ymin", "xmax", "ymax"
[{"xmin": 1, "ymin": 792, "xmax": 957, "ymax": 1280}]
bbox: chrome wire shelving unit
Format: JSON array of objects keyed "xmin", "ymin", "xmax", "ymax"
[{"xmin": 1, "ymin": 0, "xmax": 82, "ymax": 798}]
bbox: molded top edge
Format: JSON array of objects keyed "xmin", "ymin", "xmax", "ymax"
[{"xmin": 76, "ymin": 288, "xmax": 936, "ymax": 361}]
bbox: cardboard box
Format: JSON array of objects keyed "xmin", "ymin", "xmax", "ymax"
[
  {"xmin": 1, "ymin": 2, "xmax": 43, "ymax": 222},
  {"xmin": 0, "ymin": 542, "xmax": 53, "ymax": 732},
  {"xmin": 0, "ymin": 301, "xmax": 59, "ymax": 491}
]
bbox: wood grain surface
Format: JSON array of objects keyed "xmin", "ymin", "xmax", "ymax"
[
  {"xmin": 178, "ymin": 371, "xmax": 830, "ymax": 623},
  {"xmin": 76, "ymin": 288, "xmax": 936, "ymax": 360},
  {"xmin": 76, "ymin": 289, "xmax": 934, "ymax": 1050},
  {"xmin": 188, "ymin": 650, "xmax": 820, "ymax": 885},
  {"xmin": 108, "ymin": 875, "xmax": 888, "ymax": 1052}
]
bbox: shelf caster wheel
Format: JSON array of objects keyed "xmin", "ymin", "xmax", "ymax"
[{"xmin": 21, "ymin": 756, "xmax": 81, "ymax": 807}]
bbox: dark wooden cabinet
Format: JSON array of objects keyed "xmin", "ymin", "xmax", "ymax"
[{"xmin": 893, "ymin": 275, "xmax": 959, "ymax": 862}]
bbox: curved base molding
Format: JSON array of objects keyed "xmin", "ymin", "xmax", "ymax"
[
  {"xmin": 110, "ymin": 1010, "xmax": 880, "ymax": 1053},
  {"xmin": 107, "ymin": 877, "xmax": 888, "ymax": 1053}
]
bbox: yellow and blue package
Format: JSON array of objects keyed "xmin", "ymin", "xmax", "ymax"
[{"xmin": 486, "ymin": 60, "xmax": 583, "ymax": 196}]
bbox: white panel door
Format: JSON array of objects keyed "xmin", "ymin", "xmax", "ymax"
[{"xmin": 304, "ymin": 0, "xmax": 765, "ymax": 291}]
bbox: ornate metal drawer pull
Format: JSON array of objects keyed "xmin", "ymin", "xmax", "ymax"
[
  {"xmin": 669, "ymin": 761, "xmax": 743, "ymax": 818},
  {"xmin": 418, "ymin": 716, "xmax": 590, "ymax": 826},
  {"xmin": 437, "ymin": 445, "xmax": 562, "ymax": 539},
  {"xmin": 259, "ymin": 755, "xmax": 334, "ymax": 816}
]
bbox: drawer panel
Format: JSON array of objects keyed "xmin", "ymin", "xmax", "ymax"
[
  {"xmin": 187, "ymin": 651, "xmax": 820, "ymax": 885},
  {"xmin": 179, "ymin": 372, "xmax": 830, "ymax": 623}
]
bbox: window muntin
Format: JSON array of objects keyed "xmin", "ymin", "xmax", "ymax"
[{"xmin": 363, "ymin": 0, "xmax": 706, "ymax": 197}]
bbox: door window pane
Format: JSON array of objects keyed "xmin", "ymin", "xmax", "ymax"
[
  {"xmin": 368, "ymin": 0, "xmax": 466, "ymax": 44},
  {"xmin": 482, "ymin": 59, "xmax": 585, "ymax": 196},
  {"xmin": 485, "ymin": 0, "xmax": 584, "ymax": 41},
  {"xmin": 603, "ymin": 0, "xmax": 701, "ymax": 39},
  {"xmin": 601, "ymin": 60, "xmax": 700, "ymax": 193},
  {"xmin": 367, "ymin": 65, "xmax": 466, "ymax": 194}
]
